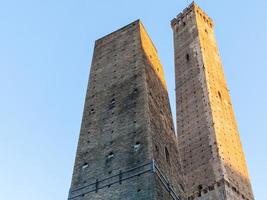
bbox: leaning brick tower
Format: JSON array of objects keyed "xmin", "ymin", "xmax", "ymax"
[
  {"xmin": 68, "ymin": 20, "xmax": 184, "ymax": 200},
  {"xmin": 171, "ymin": 3, "xmax": 254, "ymax": 200}
]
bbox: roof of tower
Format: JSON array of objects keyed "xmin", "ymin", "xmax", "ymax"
[
  {"xmin": 95, "ymin": 19, "xmax": 158, "ymax": 52},
  {"xmin": 95, "ymin": 19, "xmax": 141, "ymax": 42},
  {"xmin": 171, "ymin": 2, "xmax": 214, "ymax": 28}
]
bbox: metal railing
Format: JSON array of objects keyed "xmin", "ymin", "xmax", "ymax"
[{"xmin": 68, "ymin": 160, "xmax": 181, "ymax": 200}]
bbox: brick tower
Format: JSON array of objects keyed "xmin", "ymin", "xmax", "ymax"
[
  {"xmin": 171, "ymin": 3, "xmax": 254, "ymax": 200},
  {"xmin": 68, "ymin": 20, "xmax": 184, "ymax": 200}
]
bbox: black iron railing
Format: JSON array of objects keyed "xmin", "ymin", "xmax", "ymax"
[{"xmin": 68, "ymin": 160, "xmax": 181, "ymax": 200}]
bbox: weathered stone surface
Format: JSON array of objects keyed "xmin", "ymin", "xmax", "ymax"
[
  {"xmin": 171, "ymin": 2, "xmax": 254, "ymax": 200},
  {"xmin": 68, "ymin": 3, "xmax": 254, "ymax": 200},
  {"xmin": 68, "ymin": 20, "xmax": 184, "ymax": 200}
]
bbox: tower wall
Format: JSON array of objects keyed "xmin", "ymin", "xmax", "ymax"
[
  {"xmin": 140, "ymin": 22, "xmax": 185, "ymax": 199},
  {"xmin": 69, "ymin": 20, "xmax": 154, "ymax": 200},
  {"xmin": 171, "ymin": 3, "xmax": 254, "ymax": 200},
  {"xmin": 68, "ymin": 20, "xmax": 184, "ymax": 200}
]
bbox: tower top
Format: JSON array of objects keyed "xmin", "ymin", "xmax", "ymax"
[
  {"xmin": 95, "ymin": 19, "xmax": 158, "ymax": 52},
  {"xmin": 171, "ymin": 2, "xmax": 214, "ymax": 28},
  {"xmin": 95, "ymin": 19, "xmax": 140, "ymax": 43}
]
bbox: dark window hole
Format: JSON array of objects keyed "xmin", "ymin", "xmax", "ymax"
[{"xmin": 186, "ymin": 54, "xmax": 190, "ymax": 62}]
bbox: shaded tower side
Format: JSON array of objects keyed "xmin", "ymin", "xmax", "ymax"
[
  {"xmin": 171, "ymin": 3, "xmax": 254, "ymax": 200},
  {"xmin": 68, "ymin": 20, "xmax": 184, "ymax": 200},
  {"xmin": 139, "ymin": 23, "xmax": 185, "ymax": 199}
]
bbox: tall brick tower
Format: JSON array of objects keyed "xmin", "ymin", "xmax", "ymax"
[
  {"xmin": 68, "ymin": 20, "xmax": 184, "ymax": 200},
  {"xmin": 171, "ymin": 3, "xmax": 254, "ymax": 200}
]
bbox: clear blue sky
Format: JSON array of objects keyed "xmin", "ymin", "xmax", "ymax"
[{"xmin": 0, "ymin": 0, "xmax": 266, "ymax": 199}]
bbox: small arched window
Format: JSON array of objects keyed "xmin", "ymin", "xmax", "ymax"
[
  {"xmin": 134, "ymin": 142, "xmax": 140, "ymax": 152},
  {"xmin": 107, "ymin": 152, "xmax": 114, "ymax": 159},
  {"xmin": 82, "ymin": 162, "xmax": 88, "ymax": 170}
]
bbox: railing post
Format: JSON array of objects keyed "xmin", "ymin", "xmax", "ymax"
[
  {"xmin": 95, "ymin": 179, "xmax": 99, "ymax": 193},
  {"xmin": 119, "ymin": 170, "xmax": 122, "ymax": 184},
  {"xmin": 151, "ymin": 159, "xmax": 156, "ymax": 173},
  {"xmin": 167, "ymin": 182, "xmax": 171, "ymax": 193}
]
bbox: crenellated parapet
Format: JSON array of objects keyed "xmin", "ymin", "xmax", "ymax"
[{"xmin": 171, "ymin": 2, "xmax": 213, "ymax": 31}]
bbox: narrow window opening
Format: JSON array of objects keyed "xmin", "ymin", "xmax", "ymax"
[
  {"xmin": 111, "ymin": 98, "xmax": 115, "ymax": 104},
  {"xmin": 232, "ymin": 187, "xmax": 237, "ymax": 192},
  {"xmin": 134, "ymin": 142, "xmax": 141, "ymax": 152},
  {"xmin": 155, "ymin": 145, "xmax": 159, "ymax": 152},
  {"xmin": 218, "ymin": 91, "xmax": 222, "ymax": 100},
  {"xmin": 186, "ymin": 54, "xmax": 190, "ymax": 62},
  {"xmin": 82, "ymin": 163, "xmax": 89, "ymax": 170},
  {"xmin": 165, "ymin": 147, "xmax": 170, "ymax": 164},
  {"xmin": 107, "ymin": 152, "xmax": 114, "ymax": 159},
  {"xmin": 108, "ymin": 98, "xmax": 116, "ymax": 110}
]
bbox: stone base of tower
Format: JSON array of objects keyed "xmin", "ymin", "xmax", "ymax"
[
  {"xmin": 187, "ymin": 182, "xmax": 251, "ymax": 200},
  {"xmin": 68, "ymin": 160, "xmax": 183, "ymax": 200},
  {"xmin": 70, "ymin": 173, "xmax": 155, "ymax": 200}
]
